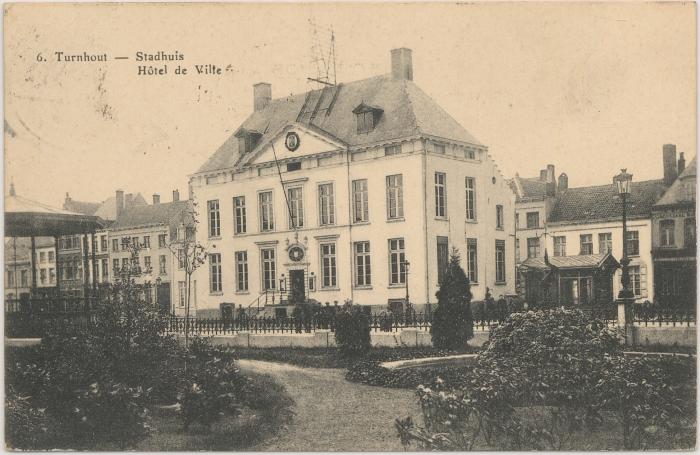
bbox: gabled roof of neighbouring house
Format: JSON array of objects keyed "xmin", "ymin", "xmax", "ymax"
[
  {"xmin": 109, "ymin": 200, "xmax": 193, "ymax": 231},
  {"xmin": 548, "ymin": 179, "xmax": 667, "ymax": 225},
  {"xmin": 654, "ymin": 157, "xmax": 696, "ymax": 207},
  {"xmin": 509, "ymin": 174, "xmax": 548, "ymax": 202},
  {"xmin": 65, "ymin": 193, "xmax": 148, "ymax": 222},
  {"xmin": 196, "ymin": 74, "xmax": 483, "ymax": 174}
]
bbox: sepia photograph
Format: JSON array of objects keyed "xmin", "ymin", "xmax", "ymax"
[{"xmin": 3, "ymin": 2, "xmax": 697, "ymax": 451}]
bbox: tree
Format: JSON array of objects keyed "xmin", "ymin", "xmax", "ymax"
[
  {"xmin": 431, "ymin": 248, "xmax": 473, "ymax": 350},
  {"xmin": 168, "ymin": 201, "xmax": 207, "ymax": 351}
]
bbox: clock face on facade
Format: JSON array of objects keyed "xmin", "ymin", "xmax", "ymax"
[
  {"xmin": 288, "ymin": 245, "xmax": 305, "ymax": 262},
  {"xmin": 285, "ymin": 132, "xmax": 300, "ymax": 151}
]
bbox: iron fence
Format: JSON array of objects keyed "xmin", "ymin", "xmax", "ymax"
[{"xmin": 631, "ymin": 301, "xmax": 696, "ymax": 327}]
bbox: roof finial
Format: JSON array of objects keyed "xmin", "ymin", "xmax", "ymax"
[{"xmin": 9, "ymin": 181, "xmax": 16, "ymax": 196}]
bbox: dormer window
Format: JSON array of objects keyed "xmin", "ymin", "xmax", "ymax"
[
  {"xmin": 235, "ymin": 129, "xmax": 263, "ymax": 154},
  {"xmin": 353, "ymin": 103, "xmax": 383, "ymax": 134}
]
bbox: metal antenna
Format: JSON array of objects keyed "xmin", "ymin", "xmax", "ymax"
[{"xmin": 308, "ymin": 18, "xmax": 337, "ymax": 87}]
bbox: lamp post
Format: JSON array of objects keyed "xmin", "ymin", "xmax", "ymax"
[
  {"xmin": 155, "ymin": 276, "xmax": 162, "ymax": 311},
  {"xmin": 404, "ymin": 259, "xmax": 411, "ymax": 306},
  {"xmin": 613, "ymin": 168, "xmax": 634, "ymax": 326}
]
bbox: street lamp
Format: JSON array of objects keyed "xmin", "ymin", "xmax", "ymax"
[
  {"xmin": 403, "ymin": 259, "xmax": 411, "ymax": 306},
  {"xmin": 613, "ymin": 169, "xmax": 634, "ymax": 324}
]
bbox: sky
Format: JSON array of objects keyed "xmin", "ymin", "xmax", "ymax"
[{"xmin": 4, "ymin": 2, "xmax": 696, "ymax": 208}]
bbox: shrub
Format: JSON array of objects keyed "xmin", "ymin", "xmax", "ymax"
[
  {"xmin": 334, "ymin": 304, "xmax": 371, "ymax": 357},
  {"xmin": 5, "ymin": 385, "xmax": 53, "ymax": 450},
  {"xmin": 431, "ymin": 250, "xmax": 473, "ymax": 350}
]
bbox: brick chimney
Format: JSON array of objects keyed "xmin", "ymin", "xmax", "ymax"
[
  {"xmin": 116, "ymin": 190, "xmax": 124, "ymax": 218},
  {"xmin": 663, "ymin": 144, "xmax": 678, "ymax": 186},
  {"xmin": 125, "ymin": 194, "xmax": 133, "ymax": 208},
  {"xmin": 678, "ymin": 152, "xmax": 686, "ymax": 175},
  {"xmin": 64, "ymin": 192, "xmax": 71, "ymax": 206},
  {"xmin": 152, "ymin": 194, "xmax": 160, "ymax": 205},
  {"xmin": 173, "ymin": 189, "xmax": 180, "ymax": 202},
  {"xmin": 253, "ymin": 83, "xmax": 271, "ymax": 112},
  {"xmin": 539, "ymin": 169, "xmax": 547, "ymax": 181},
  {"xmin": 391, "ymin": 48, "xmax": 413, "ymax": 81},
  {"xmin": 558, "ymin": 173, "xmax": 568, "ymax": 192},
  {"xmin": 545, "ymin": 164, "xmax": 556, "ymax": 197}
]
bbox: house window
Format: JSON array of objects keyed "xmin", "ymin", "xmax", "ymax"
[
  {"xmin": 177, "ymin": 249, "xmax": 185, "ymax": 269},
  {"xmin": 49, "ymin": 268, "xmax": 55, "ymax": 284},
  {"xmin": 235, "ymin": 251, "xmax": 248, "ymax": 292},
  {"xmin": 207, "ymin": 200, "xmax": 221, "ymax": 237},
  {"xmin": 467, "ymin": 238, "xmax": 478, "ymax": 283},
  {"xmin": 388, "ymin": 238, "xmax": 406, "ymax": 285},
  {"xmin": 20, "ymin": 270, "xmax": 28, "ymax": 287},
  {"xmin": 159, "ymin": 255, "xmax": 167, "ymax": 275},
  {"xmin": 318, "ymin": 183, "xmax": 335, "ymax": 225},
  {"xmin": 553, "ymin": 236, "xmax": 566, "ymax": 257},
  {"xmin": 437, "ymin": 236, "xmax": 449, "ymax": 285},
  {"xmin": 158, "ymin": 234, "xmax": 167, "ymax": 248},
  {"xmin": 434, "ymin": 143, "xmax": 446, "ymax": 154},
  {"xmin": 143, "ymin": 236, "xmax": 150, "ymax": 249},
  {"xmin": 526, "ymin": 212, "xmax": 539, "ymax": 229},
  {"xmin": 515, "ymin": 238, "xmax": 520, "ymax": 262},
  {"xmin": 233, "ymin": 196, "xmax": 247, "ymax": 234},
  {"xmin": 101, "ymin": 258, "xmax": 108, "ymax": 279},
  {"xmin": 660, "ymin": 220, "xmax": 675, "ymax": 247},
  {"xmin": 386, "ymin": 175, "xmax": 404, "ymax": 220},
  {"xmin": 527, "ymin": 237, "xmax": 540, "ymax": 258},
  {"xmin": 209, "ymin": 253, "xmax": 222, "ymax": 293},
  {"xmin": 48, "ymin": 251, "xmax": 54, "ymax": 263},
  {"xmin": 515, "ymin": 213, "xmax": 520, "ymax": 229},
  {"xmin": 261, "ymin": 248, "xmax": 276, "ymax": 290},
  {"xmin": 131, "ymin": 237, "xmax": 140, "ymax": 248},
  {"xmin": 288, "ymin": 187, "xmax": 304, "ymax": 228},
  {"xmin": 352, "ymin": 179, "xmax": 369, "ymax": 223},
  {"xmin": 178, "ymin": 281, "xmax": 186, "ymax": 308},
  {"xmin": 385, "ymin": 144, "xmax": 401, "ymax": 156},
  {"xmin": 629, "ymin": 265, "xmax": 641, "ymax": 297},
  {"xmin": 113, "ymin": 259, "xmax": 119, "ymax": 274},
  {"xmin": 685, "ymin": 218, "xmax": 696, "ymax": 247},
  {"xmin": 39, "ymin": 252, "xmax": 46, "ymax": 263},
  {"xmin": 101, "ymin": 235, "xmax": 108, "ymax": 252},
  {"xmin": 435, "ymin": 172, "xmax": 446, "ymax": 218},
  {"xmin": 286, "ymin": 161, "xmax": 301, "ymax": 172},
  {"xmin": 579, "ymin": 234, "xmax": 593, "ymax": 255},
  {"xmin": 465, "ymin": 177, "xmax": 476, "ymax": 221},
  {"xmin": 121, "ymin": 237, "xmax": 129, "ymax": 251},
  {"xmin": 40, "ymin": 269, "xmax": 46, "ymax": 284},
  {"xmin": 598, "ymin": 233, "xmax": 613, "ymax": 254},
  {"xmin": 320, "ymin": 243, "xmax": 337, "ymax": 288},
  {"xmin": 495, "ymin": 240, "xmax": 506, "ymax": 283},
  {"xmin": 144, "ymin": 256, "xmax": 152, "ymax": 271},
  {"xmin": 259, "ymin": 191, "xmax": 275, "ymax": 231},
  {"xmin": 122, "ymin": 257, "xmax": 130, "ymax": 270},
  {"xmin": 496, "ymin": 205, "xmax": 504, "ymax": 229},
  {"xmin": 354, "ymin": 241, "xmax": 371, "ymax": 287},
  {"xmin": 356, "ymin": 110, "xmax": 375, "ymax": 133},
  {"xmin": 626, "ymin": 231, "xmax": 640, "ymax": 256},
  {"xmin": 465, "ymin": 149, "xmax": 476, "ymax": 160},
  {"xmin": 7, "ymin": 271, "xmax": 14, "ymax": 287}
]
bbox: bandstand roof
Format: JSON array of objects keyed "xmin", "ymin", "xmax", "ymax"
[{"xmin": 5, "ymin": 191, "xmax": 104, "ymax": 237}]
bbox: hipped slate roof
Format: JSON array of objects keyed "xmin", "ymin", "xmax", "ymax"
[
  {"xmin": 109, "ymin": 200, "xmax": 193, "ymax": 232},
  {"xmin": 655, "ymin": 157, "xmax": 696, "ymax": 207},
  {"xmin": 521, "ymin": 253, "xmax": 620, "ymax": 270},
  {"xmin": 196, "ymin": 75, "xmax": 483, "ymax": 174},
  {"xmin": 548, "ymin": 179, "xmax": 667, "ymax": 225}
]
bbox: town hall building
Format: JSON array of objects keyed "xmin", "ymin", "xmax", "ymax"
[{"xmin": 189, "ymin": 48, "xmax": 516, "ymax": 317}]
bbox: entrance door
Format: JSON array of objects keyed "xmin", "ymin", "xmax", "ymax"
[
  {"xmin": 289, "ymin": 270, "xmax": 305, "ymax": 304},
  {"xmin": 157, "ymin": 283, "xmax": 171, "ymax": 314}
]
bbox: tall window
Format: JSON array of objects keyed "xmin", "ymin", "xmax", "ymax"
[
  {"xmin": 467, "ymin": 238, "xmax": 478, "ymax": 283},
  {"xmin": 121, "ymin": 237, "xmax": 129, "ymax": 251},
  {"xmin": 526, "ymin": 212, "xmax": 539, "ymax": 229},
  {"xmin": 320, "ymin": 243, "xmax": 337, "ymax": 288},
  {"xmin": 143, "ymin": 236, "xmax": 150, "ymax": 249},
  {"xmin": 20, "ymin": 270, "xmax": 28, "ymax": 287},
  {"xmin": 515, "ymin": 213, "xmax": 520, "ymax": 230},
  {"xmin": 434, "ymin": 172, "xmax": 446, "ymax": 218},
  {"xmin": 159, "ymin": 255, "xmax": 166, "ymax": 275},
  {"xmin": 660, "ymin": 220, "xmax": 675, "ymax": 247},
  {"xmin": 352, "ymin": 179, "xmax": 369, "ymax": 223},
  {"xmin": 580, "ymin": 234, "xmax": 593, "ymax": 255},
  {"xmin": 178, "ymin": 281, "xmax": 186, "ymax": 308},
  {"xmin": 598, "ymin": 233, "xmax": 613, "ymax": 254},
  {"xmin": 48, "ymin": 251, "xmax": 54, "ymax": 263},
  {"xmin": 144, "ymin": 256, "xmax": 152, "ymax": 271},
  {"xmin": 515, "ymin": 238, "xmax": 520, "ymax": 262},
  {"xmin": 388, "ymin": 238, "xmax": 406, "ymax": 285},
  {"xmin": 207, "ymin": 200, "xmax": 221, "ymax": 237},
  {"xmin": 287, "ymin": 187, "xmax": 304, "ymax": 228},
  {"xmin": 465, "ymin": 177, "xmax": 476, "ymax": 221},
  {"xmin": 40, "ymin": 269, "xmax": 46, "ymax": 284},
  {"xmin": 496, "ymin": 205, "xmax": 504, "ymax": 229},
  {"xmin": 177, "ymin": 249, "xmax": 185, "ymax": 269},
  {"xmin": 39, "ymin": 252, "xmax": 46, "ymax": 263},
  {"xmin": 158, "ymin": 234, "xmax": 167, "ymax": 248},
  {"xmin": 626, "ymin": 231, "xmax": 640, "ymax": 256},
  {"xmin": 527, "ymin": 237, "xmax": 540, "ymax": 258},
  {"xmin": 233, "ymin": 196, "xmax": 247, "ymax": 234},
  {"xmin": 495, "ymin": 240, "xmax": 506, "ymax": 283},
  {"xmin": 261, "ymin": 248, "xmax": 276, "ymax": 290},
  {"xmin": 131, "ymin": 236, "xmax": 140, "ymax": 248},
  {"xmin": 356, "ymin": 110, "xmax": 375, "ymax": 133},
  {"xmin": 629, "ymin": 265, "xmax": 641, "ymax": 296},
  {"xmin": 235, "ymin": 251, "xmax": 248, "ymax": 292},
  {"xmin": 101, "ymin": 258, "xmax": 108, "ymax": 279},
  {"xmin": 437, "ymin": 236, "xmax": 449, "ymax": 284},
  {"xmin": 113, "ymin": 259, "xmax": 119, "ymax": 274},
  {"xmin": 101, "ymin": 235, "xmax": 108, "ymax": 252},
  {"xmin": 318, "ymin": 183, "xmax": 335, "ymax": 225},
  {"xmin": 209, "ymin": 253, "xmax": 222, "ymax": 293},
  {"xmin": 122, "ymin": 257, "xmax": 130, "ymax": 270},
  {"xmin": 354, "ymin": 241, "xmax": 371, "ymax": 286},
  {"xmin": 386, "ymin": 175, "xmax": 404, "ymax": 220},
  {"xmin": 553, "ymin": 236, "xmax": 566, "ymax": 257},
  {"xmin": 259, "ymin": 191, "xmax": 274, "ymax": 231},
  {"xmin": 685, "ymin": 217, "xmax": 696, "ymax": 247}
]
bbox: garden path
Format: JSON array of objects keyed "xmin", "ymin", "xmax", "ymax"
[{"xmin": 238, "ymin": 359, "xmax": 421, "ymax": 452}]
